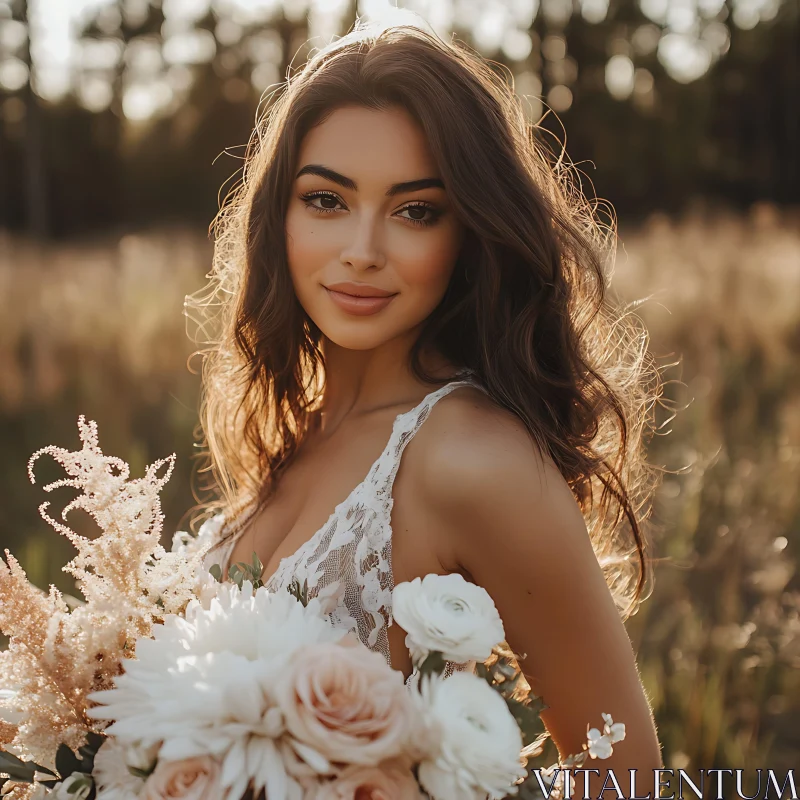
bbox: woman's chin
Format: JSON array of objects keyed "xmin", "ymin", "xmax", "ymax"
[{"xmin": 318, "ymin": 325, "xmax": 397, "ymax": 351}]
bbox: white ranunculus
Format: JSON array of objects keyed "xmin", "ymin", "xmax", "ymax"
[
  {"xmin": 87, "ymin": 582, "xmax": 346, "ymax": 800},
  {"xmin": 415, "ymin": 672, "xmax": 525, "ymax": 800},
  {"xmin": 392, "ymin": 573, "xmax": 504, "ymax": 664},
  {"xmin": 93, "ymin": 738, "xmax": 147, "ymax": 800}
]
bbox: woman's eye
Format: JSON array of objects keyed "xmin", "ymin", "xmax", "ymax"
[
  {"xmin": 301, "ymin": 191, "xmax": 344, "ymax": 213},
  {"xmin": 299, "ymin": 192, "xmax": 440, "ymax": 228},
  {"xmin": 396, "ymin": 203, "xmax": 441, "ymax": 227}
]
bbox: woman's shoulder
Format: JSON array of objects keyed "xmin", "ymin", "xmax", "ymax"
[
  {"xmin": 413, "ymin": 383, "xmax": 556, "ymax": 493},
  {"xmin": 402, "ymin": 382, "xmax": 574, "ymax": 535},
  {"xmin": 405, "ymin": 380, "xmax": 584, "ymax": 572}
]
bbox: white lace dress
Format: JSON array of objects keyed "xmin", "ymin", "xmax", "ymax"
[{"xmin": 199, "ymin": 373, "xmax": 488, "ymax": 684}]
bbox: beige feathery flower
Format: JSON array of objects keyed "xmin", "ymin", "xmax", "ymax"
[{"xmin": 0, "ymin": 417, "xmax": 203, "ymax": 769}]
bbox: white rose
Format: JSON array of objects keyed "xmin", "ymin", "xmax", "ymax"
[
  {"xmin": 392, "ymin": 573, "xmax": 505, "ymax": 664},
  {"xmin": 416, "ymin": 672, "xmax": 525, "ymax": 800}
]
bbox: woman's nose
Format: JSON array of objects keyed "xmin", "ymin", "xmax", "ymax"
[{"xmin": 339, "ymin": 213, "xmax": 387, "ymax": 271}]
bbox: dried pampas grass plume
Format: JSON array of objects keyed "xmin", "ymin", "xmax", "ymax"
[{"xmin": 0, "ymin": 416, "xmax": 205, "ymax": 769}]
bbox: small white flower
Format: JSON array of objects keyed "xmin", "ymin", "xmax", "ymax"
[
  {"xmin": 392, "ymin": 573, "xmax": 505, "ymax": 665},
  {"xmin": 586, "ymin": 729, "xmax": 613, "ymax": 760},
  {"xmin": 125, "ymin": 741, "xmax": 160, "ymax": 774},
  {"xmin": 416, "ymin": 672, "xmax": 525, "ymax": 800},
  {"xmin": 53, "ymin": 773, "xmax": 92, "ymax": 800},
  {"xmin": 601, "ymin": 712, "xmax": 626, "ymax": 744},
  {"xmin": 93, "ymin": 738, "xmax": 148, "ymax": 800}
]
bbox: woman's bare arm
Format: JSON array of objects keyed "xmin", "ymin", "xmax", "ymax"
[{"xmin": 414, "ymin": 397, "xmax": 664, "ymax": 798}]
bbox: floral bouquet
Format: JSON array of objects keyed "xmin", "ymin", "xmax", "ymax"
[{"xmin": 1, "ymin": 418, "xmax": 625, "ymax": 800}]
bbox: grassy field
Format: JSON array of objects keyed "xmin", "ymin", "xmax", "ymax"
[{"xmin": 1, "ymin": 205, "xmax": 798, "ymax": 784}]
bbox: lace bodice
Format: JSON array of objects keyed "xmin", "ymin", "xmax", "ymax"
[{"xmin": 199, "ymin": 374, "xmax": 488, "ymax": 679}]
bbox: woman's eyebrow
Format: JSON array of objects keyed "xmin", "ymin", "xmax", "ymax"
[{"xmin": 295, "ymin": 164, "xmax": 444, "ymax": 196}]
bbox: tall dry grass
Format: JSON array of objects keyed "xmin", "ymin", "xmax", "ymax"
[
  {"xmin": 1, "ymin": 205, "xmax": 798, "ymax": 782},
  {"xmin": 612, "ymin": 203, "xmax": 800, "ymax": 779}
]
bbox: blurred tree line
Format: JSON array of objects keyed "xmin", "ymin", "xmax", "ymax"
[{"xmin": 0, "ymin": 0, "xmax": 797, "ymax": 238}]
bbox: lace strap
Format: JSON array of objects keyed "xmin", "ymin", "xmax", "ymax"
[{"xmin": 371, "ymin": 375, "xmax": 488, "ymax": 499}]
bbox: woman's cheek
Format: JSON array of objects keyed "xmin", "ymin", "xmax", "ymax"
[
  {"xmin": 286, "ymin": 214, "xmax": 324, "ymax": 273},
  {"xmin": 395, "ymin": 235, "xmax": 460, "ymax": 297}
]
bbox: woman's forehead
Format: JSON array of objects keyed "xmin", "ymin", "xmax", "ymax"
[{"xmin": 296, "ymin": 105, "xmax": 440, "ymax": 185}]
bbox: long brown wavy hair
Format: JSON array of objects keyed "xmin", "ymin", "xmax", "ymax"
[{"xmin": 186, "ymin": 17, "xmax": 668, "ymax": 620}]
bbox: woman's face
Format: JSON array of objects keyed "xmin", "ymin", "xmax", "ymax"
[{"xmin": 285, "ymin": 104, "xmax": 464, "ymax": 352}]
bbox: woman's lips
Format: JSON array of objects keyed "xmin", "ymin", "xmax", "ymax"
[{"xmin": 324, "ymin": 287, "xmax": 397, "ymax": 316}]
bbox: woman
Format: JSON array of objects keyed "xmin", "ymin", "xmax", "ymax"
[{"xmin": 189, "ymin": 15, "xmax": 665, "ymax": 795}]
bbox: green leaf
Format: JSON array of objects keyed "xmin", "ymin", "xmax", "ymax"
[
  {"xmin": 287, "ymin": 577, "xmax": 309, "ymax": 606},
  {"xmin": 64, "ymin": 773, "xmax": 92, "ymax": 795},
  {"xmin": 233, "ymin": 561, "xmax": 259, "ymax": 581},
  {"xmin": 228, "ymin": 564, "xmax": 243, "ymax": 588},
  {"xmin": 55, "ymin": 743, "xmax": 81, "ymax": 780},
  {"xmin": 0, "ymin": 750, "xmax": 38, "ymax": 782},
  {"xmin": 128, "ymin": 765, "xmax": 154, "ymax": 779},
  {"xmin": 77, "ymin": 731, "xmax": 106, "ymax": 772},
  {"xmin": 209, "ymin": 563, "xmax": 223, "ymax": 582},
  {"xmin": 30, "ymin": 762, "xmax": 57, "ymax": 777},
  {"xmin": 0, "ymin": 766, "xmax": 35, "ymax": 783},
  {"xmin": 417, "ymin": 651, "xmax": 447, "ymax": 678},
  {"xmin": 0, "ymin": 750, "xmax": 30, "ymax": 769},
  {"xmin": 504, "ymin": 697, "xmax": 546, "ymax": 748},
  {"xmin": 85, "ymin": 731, "xmax": 106, "ymax": 753}
]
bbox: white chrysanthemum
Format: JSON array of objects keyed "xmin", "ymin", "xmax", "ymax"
[
  {"xmin": 93, "ymin": 738, "xmax": 147, "ymax": 800},
  {"xmin": 416, "ymin": 672, "xmax": 525, "ymax": 800},
  {"xmin": 392, "ymin": 573, "xmax": 505, "ymax": 664},
  {"xmin": 87, "ymin": 582, "xmax": 346, "ymax": 800}
]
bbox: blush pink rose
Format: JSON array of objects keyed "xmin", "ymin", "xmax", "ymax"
[
  {"xmin": 312, "ymin": 763, "xmax": 423, "ymax": 800},
  {"xmin": 277, "ymin": 642, "xmax": 417, "ymax": 767},
  {"xmin": 140, "ymin": 756, "xmax": 221, "ymax": 800}
]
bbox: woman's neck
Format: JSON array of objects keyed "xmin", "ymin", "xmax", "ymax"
[{"xmin": 317, "ymin": 330, "xmax": 460, "ymax": 435}]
